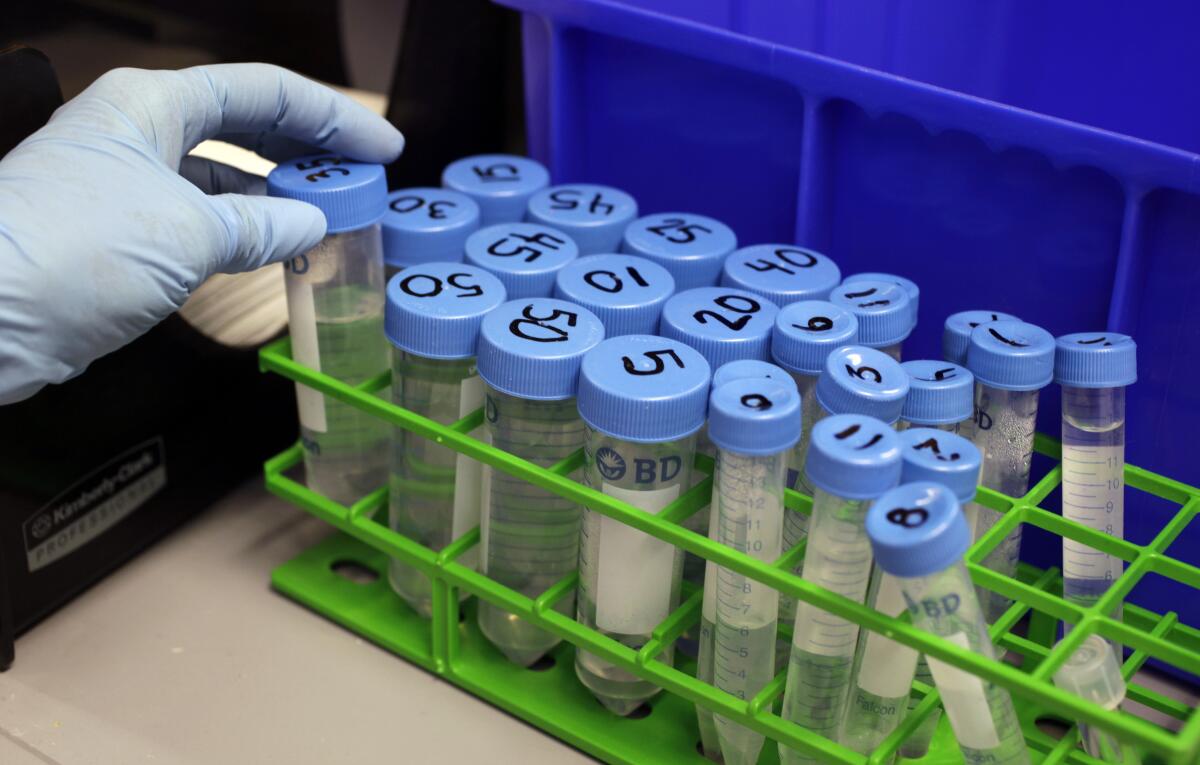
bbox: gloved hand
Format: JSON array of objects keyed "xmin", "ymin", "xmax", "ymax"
[{"xmin": 0, "ymin": 63, "xmax": 404, "ymax": 404}]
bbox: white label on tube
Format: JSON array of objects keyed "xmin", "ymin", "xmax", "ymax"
[
  {"xmin": 451, "ymin": 374, "xmax": 485, "ymax": 569},
  {"xmin": 595, "ymin": 482, "xmax": 680, "ymax": 635},
  {"xmin": 285, "ymin": 278, "xmax": 326, "ymax": 433},
  {"xmin": 857, "ymin": 573, "xmax": 920, "ymax": 699},
  {"xmin": 926, "ymin": 631, "xmax": 1002, "ymax": 750}
]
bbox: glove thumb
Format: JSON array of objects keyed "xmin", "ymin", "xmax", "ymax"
[{"xmin": 207, "ymin": 193, "xmax": 327, "ymax": 275}]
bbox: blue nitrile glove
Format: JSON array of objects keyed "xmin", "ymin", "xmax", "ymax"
[{"xmin": 0, "ymin": 63, "xmax": 404, "ymax": 404}]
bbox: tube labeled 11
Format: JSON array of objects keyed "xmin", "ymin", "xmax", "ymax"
[{"xmin": 779, "ymin": 413, "xmax": 901, "ymax": 765}]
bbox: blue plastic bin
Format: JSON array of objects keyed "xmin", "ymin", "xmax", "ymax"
[{"xmin": 495, "ymin": 0, "xmax": 1200, "ymax": 641}]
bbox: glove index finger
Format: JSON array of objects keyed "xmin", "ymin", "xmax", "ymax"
[
  {"xmin": 208, "ymin": 193, "xmax": 327, "ymax": 275},
  {"xmin": 183, "ymin": 63, "xmax": 405, "ymax": 166}
]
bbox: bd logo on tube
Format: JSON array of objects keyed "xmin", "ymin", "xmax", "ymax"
[
  {"xmin": 903, "ymin": 591, "xmax": 961, "ymax": 619},
  {"xmin": 596, "ymin": 446, "xmax": 683, "ymax": 485},
  {"xmin": 596, "ymin": 447, "xmax": 626, "ymax": 480}
]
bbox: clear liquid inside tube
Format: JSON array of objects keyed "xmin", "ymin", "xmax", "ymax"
[
  {"xmin": 778, "ymin": 372, "xmax": 821, "ymax": 650},
  {"xmin": 284, "ymin": 225, "xmax": 389, "ymax": 506},
  {"xmin": 779, "ymin": 487, "xmax": 875, "ymax": 765},
  {"xmin": 971, "ymin": 384, "xmax": 1040, "ymax": 625},
  {"xmin": 712, "ymin": 449, "xmax": 785, "ymax": 765},
  {"xmin": 1061, "ymin": 386, "xmax": 1126, "ymax": 647},
  {"xmin": 477, "ymin": 388, "xmax": 585, "ymax": 667},
  {"xmin": 388, "ymin": 351, "xmax": 481, "ymax": 617}
]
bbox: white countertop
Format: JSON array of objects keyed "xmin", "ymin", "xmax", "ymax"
[{"xmin": 0, "ymin": 480, "xmax": 592, "ymax": 765}]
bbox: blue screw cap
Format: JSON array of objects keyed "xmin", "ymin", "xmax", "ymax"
[
  {"xmin": 621, "ymin": 213, "xmax": 738, "ymax": 291},
  {"xmin": 843, "ymin": 272, "xmax": 920, "ymax": 326},
  {"xmin": 709, "ymin": 378, "xmax": 802, "ymax": 456},
  {"xmin": 477, "ymin": 298, "xmax": 605, "ymax": 400},
  {"xmin": 658, "ymin": 287, "xmax": 780, "ymax": 371},
  {"xmin": 897, "ymin": 429, "xmax": 981, "ymax": 503},
  {"xmin": 525, "ymin": 185, "xmax": 638, "ymax": 254},
  {"xmin": 867, "ymin": 482, "xmax": 969, "ymax": 578},
  {"xmin": 967, "ymin": 320, "xmax": 1056, "ymax": 391},
  {"xmin": 578, "ymin": 335, "xmax": 711, "ymax": 443},
  {"xmin": 720, "ymin": 245, "xmax": 841, "ymax": 305},
  {"xmin": 942, "ymin": 310, "xmax": 1021, "ymax": 365},
  {"xmin": 829, "ymin": 280, "xmax": 914, "ymax": 348},
  {"xmin": 804, "ymin": 414, "xmax": 902, "ymax": 500},
  {"xmin": 385, "ymin": 263, "xmax": 507, "ymax": 359},
  {"xmin": 1054, "ymin": 333, "xmax": 1137, "ymax": 389},
  {"xmin": 900, "ymin": 360, "xmax": 975, "ymax": 426},
  {"xmin": 267, "ymin": 155, "xmax": 386, "ymax": 234},
  {"xmin": 381, "ymin": 188, "xmax": 480, "ymax": 268},
  {"xmin": 464, "ymin": 223, "xmax": 579, "ymax": 299},
  {"xmin": 772, "ymin": 300, "xmax": 859, "ymax": 377},
  {"xmin": 553, "ymin": 254, "xmax": 675, "ymax": 337},
  {"xmin": 712, "ymin": 359, "xmax": 797, "ymax": 392},
  {"xmin": 815, "ymin": 345, "xmax": 910, "ymax": 424},
  {"xmin": 441, "ymin": 154, "xmax": 550, "ymax": 225}
]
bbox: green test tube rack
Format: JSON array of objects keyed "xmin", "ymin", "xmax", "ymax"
[{"xmin": 259, "ymin": 335, "xmax": 1200, "ymax": 765}]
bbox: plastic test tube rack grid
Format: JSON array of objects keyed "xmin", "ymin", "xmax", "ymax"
[{"xmin": 258, "ymin": 335, "xmax": 1200, "ymax": 765}]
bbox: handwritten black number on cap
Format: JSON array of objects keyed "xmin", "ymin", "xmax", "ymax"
[
  {"xmin": 584, "ymin": 266, "xmax": 650, "ymax": 294},
  {"xmin": 622, "ymin": 348, "xmax": 684, "ymax": 376},
  {"xmin": 447, "ymin": 272, "xmax": 483, "ymax": 297},
  {"xmin": 833, "ymin": 422, "xmax": 884, "ymax": 450},
  {"xmin": 509, "ymin": 304, "xmax": 579, "ymax": 343},
  {"xmin": 400, "ymin": 273, "xmax": 442, "ymax": 298},
  {"xmin": 988, "ymin": 327, "xmax": 1028, "ymax": 347},
  {"xmin": 746, "ymin": 247, "xmax": 818, "ymax": 276},
  {"xmin": 845, "ymin": 363, "xmax": 883, "ymax": 383},
  {"xmin": 390, "ymin": 195, "xmax": 424, "ymax": 214},
  {"xmin": 391, "ymin": 195, "xmax": 455, "ymax": 220},
  {"xmin": 916, "ymin": 366, "xmax": 958, "ymax": 382},
  {"xmin": 304, "ymin": 167, "xmax": 351, "ymax": 183},
  {"xmin": 793, "ymin": 315, "xmax": 834, "ymax": 332},
  {"xmin": 843, "ymin": 286, "xmax": 892, "ymax": 309},
  {"xmin": 886, "ymin": 507, "xmax": 929, "ymax": 528},
  {"xmin": 400, "ymin": 272, "xmax": 483, "ymax": 299},
  {"xmin": 548, "ymin": 189, "xmax": 614, "ymax": 216},
  {"xmin": 1078, "ymin": 336, "xmax": 1114, "ymax": 347},
  {"xmin": 472, "ymin": 163, "xmax": 520, "ymax": 183},
  {"xmin": 295, "ymin": 157, "xmax": 342, "ymax": 171},
  {"xmin": 741, "ymin": 393, "xmax": 773, "ymax": 410},
  {"xmin": 967, "ymin": 313, "xmax": 1001, "ymax": 329},
  {"xmin": 487, "ymin": 230, "xmax": 566, "ymax": 262},
  {"xmin": 694, "ymin": 294, "xmax": 761, "ymax": 332},
  {"xmin": 913, "ymin": 437, "xmax": 961, "ymax": 463},
  {"xmin": 646, "ymin": 217, "xmax": 713, "ymax": 244}
]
